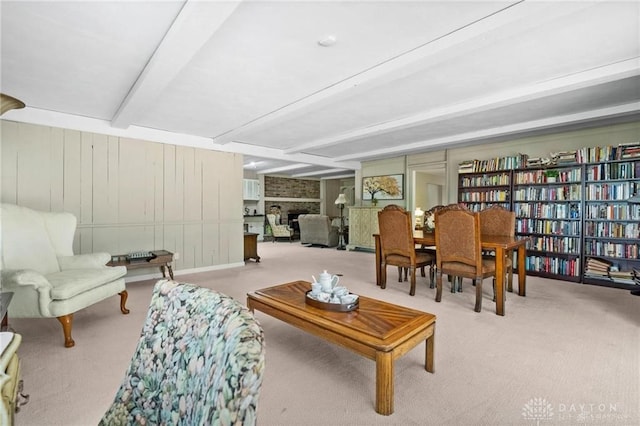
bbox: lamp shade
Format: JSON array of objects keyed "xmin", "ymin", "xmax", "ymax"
[
  {"xmin": 414, "ymin": 207, "xmax": 424, "ymax": 217},
  {"xmin": 335, "ymin": 194, "xmax": 347, "ymax": 205},
  {"xmin": 1, "ymin": 93, "xmax": 25, "ymax": 116}
]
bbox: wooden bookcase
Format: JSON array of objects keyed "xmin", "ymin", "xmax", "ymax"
[
  {"xmin": 458, "ymin": 153, "xmax": 640, "ymax": 288},
  {"xmin": 512, "ymin": 165, "xmax": 583, "ymax": 282},
  {"xmin": 458, "ymin": 171, "xmax": 512, "ymax": 212},
  {"xmin": 582, "ymin": 159, "xmax": 640, "ymax": 289}
]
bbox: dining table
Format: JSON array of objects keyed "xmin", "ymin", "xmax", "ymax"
[{"xmin": 373, "ymin": 230, "xmax": 528, "ymax": 316}]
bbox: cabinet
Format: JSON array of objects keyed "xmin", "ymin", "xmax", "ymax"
[
  {"xmin": 513, "ymin": 166, "xmax": 583, "ymax": 282},
  {"xmin": 582, "ymin": 159, "xmax": 640, "ymax": 289},
  {"xmin": 458, "ymin": 171, "xmax": 512, "ymax": 212},
  {"xmin": 243, "ymin": 179, "xmax": 260, "ymax": 200},
  {"xmin": 243, "ymin": 233, "xmax": 260, "ymax": 262},
  {"xmin": 347, "ymin": 206, "xmax": 381, "ymax": 250}
]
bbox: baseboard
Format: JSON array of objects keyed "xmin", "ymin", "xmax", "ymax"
[{"xmin": 124, "ymin": 262, "xmax": 245, "ymax": 283}]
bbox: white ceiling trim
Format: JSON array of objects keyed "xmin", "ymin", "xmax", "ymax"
[
  {"xmin": 111, "ymin": 0, "xmax": 242, "ymax": 128},
  {"xmin": 3, "ymin": 106, "xmax": 361, "ymax": 170},
  {"xmin": 3, "ymin": 107, "xmax": 214, "ymax": 150},
  {"xmin": 211, "ymin": 0, "xmax": 599, "ymax": 145},
  {"xmin": 260, "ymin": 164, "xmax": 311, "ymax": 174},
  {"xmin": 222, "ymin": 141, "xmax": 361, "ymax": 170},
  {"xmin": 320, "ymin": 174, "xmax": 356, "ymax": 180},
  {"xmin": 334, "ymin": 102, "xmax": 640, "ymax": 162},
  {"xmin": 292, "ymin": 168, "xmax": 350, "ymax": 178},
  {"xmin": 285, "ymin": 59, "xmax": 640, "ymax": 155}
]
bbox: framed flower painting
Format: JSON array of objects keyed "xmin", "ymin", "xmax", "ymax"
[{"xmin": 362, "ymin": 174, "xmax": 404, "ymax": 200}]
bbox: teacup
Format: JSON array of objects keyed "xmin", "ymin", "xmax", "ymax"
[
  {"xmin": 332, "ymin": 286, "xmax": 348, "ymax": 297},
  {"xmin": 316, "ymin": 292, "xmax": 331, "ymax": 302},
  {"xmin": 340, "ymin": 294, "xmax": 358, "ymax": 304},
  {"xmin": 311, "ymin": 282, "xmax": 322, "ymax": 294}
]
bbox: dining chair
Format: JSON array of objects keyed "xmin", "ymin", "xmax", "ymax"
[
  {"xmin": 479, "ymin": 205, "xmax": 515, "ymax": 297},
  {"xmin": 419, "ymin": 203, "xmax": 468, "ymax": 291},
  {"xmin": 434, "ymin": 207, "xmax": 497, "ymax": 312},
  {"xmin": 378, "ymin": 205, "xmax": 435, "ymax": 296}
]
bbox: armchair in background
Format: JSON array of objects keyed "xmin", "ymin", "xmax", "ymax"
[
  {"xmin": 266, "ymin": 214, "xmax": 295, "ymax": 242},
  {"xmin": 100, "ymin": 280, "xmax": 266, "ymax": 426},
  {"xmin": 298, "ymin": 214, "xmax": 339, "ymax": 247},
  {"xmin": 0, "ymin": 203, "xmax": 129, "ymax": 347}
]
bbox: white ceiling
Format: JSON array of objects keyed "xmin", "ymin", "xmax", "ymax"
[{"xmin": 2, "ymin": 1, "xmax": 639, "ymax": 179}]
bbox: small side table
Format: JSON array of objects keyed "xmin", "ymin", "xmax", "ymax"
[
  {"xmin": 107, "ymin": 250, "xmax": 175, "ymax": 279},
  {"xmin": 244, "ymin": 233, "xmax": 261, "ymax": 262}
]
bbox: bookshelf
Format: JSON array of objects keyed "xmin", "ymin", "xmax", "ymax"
[
  {"xmin": 582, "ymin": 158, "xmax": 640, "ymax": 289},
  {"xmin": 458, "ymin": 171, "xmax": 512, "ymax": 212},
  {"xmin": 458, "ymin": 145, "xmax": 640, "ymax": 289},
  {"xmin": 513, "ymin": 165, "xmax": 583, "ymax": 282}
]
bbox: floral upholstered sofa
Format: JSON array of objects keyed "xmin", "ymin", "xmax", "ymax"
[{"xmin": 100, "ymin": 280, "xmax": 266, "ymax": 425}]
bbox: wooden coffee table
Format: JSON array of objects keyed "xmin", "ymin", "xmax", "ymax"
[{"xmin": 246, "ymin": 281, "xmax": 436, "ymax": 415}]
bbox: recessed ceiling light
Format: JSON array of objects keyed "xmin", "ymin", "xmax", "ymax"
[{"xmin": 317, "ymin": 35, "xmax": 337, "ymax": 47}]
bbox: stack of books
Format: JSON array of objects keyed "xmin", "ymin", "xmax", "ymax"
[
  {"xmin": 526, "ymin": 157, "xmax": 552, "ymax": 168},
  {"xmin": 550, "ymin": 150, "xmax": 577, "ymax": 165},
  {"xmin": 618, "ymin": 142, "xmax": 640, "ymax": 159},
  {"xmin": 608, "ymin": 269, "xmax": 635, "ymax": 285},
  {"xmin": 584, "ymin": 257, "xmax": 612, "ymax": 278},
  {"xmin": 585, "ymin": 257, "xmax": 636, "ymax": 284},
  {"xmin": 458, "ymin": 160, "xmax": 475, "ymax": 174}
]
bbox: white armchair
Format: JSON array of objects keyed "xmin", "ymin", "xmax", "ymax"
[
  {"xmin": 266, "ymin": 214, "xmax": 294, "ymax": 242},
  {"xmin": 0, "ymin": 204, "xmax": 129, "ymax": 348}
]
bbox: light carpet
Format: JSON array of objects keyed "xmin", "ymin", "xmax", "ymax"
[{"xmin": 9, "ymin": 242, "xmax": 640, "ymax": 425}]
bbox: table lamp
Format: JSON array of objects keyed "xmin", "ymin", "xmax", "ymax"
[{"xmin": 414, "ymin": 207, "xmax": 424, "ymax": 230}]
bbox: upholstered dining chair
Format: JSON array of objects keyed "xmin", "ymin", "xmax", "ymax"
[
  {"xmin": 418, "ymin": 203, "xmax": 469, "ymax": 290},
  {"xmin": 100, "ymin": 279, "xmax": 266, "ymax": 426},
  {"xmin": 479, "ymin": 205, "xmax": 516, "ymax": 296},
  {"xmin": 434, "ymin": 207, "xmax": 497, "ymax": 312},
  {"xmin": 378, "ymin": 205, "xmax": 435, "ymax": 296}
]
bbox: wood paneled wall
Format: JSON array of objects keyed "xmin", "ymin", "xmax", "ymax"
[{"xmin": 1, "ymin": 121, "xmax": 244, "ymax": 274}]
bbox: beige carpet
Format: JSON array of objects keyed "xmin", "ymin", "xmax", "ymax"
[{"xmin": 9, "ymin": 242, "xmax": 640, "ymax": 425}]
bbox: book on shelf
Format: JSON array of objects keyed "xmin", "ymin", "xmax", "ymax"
[
  {"xmin": 608, "ymin": 270, "xmax": 633, "ymax": 279},
  {"xmin": 585, "ymin": 257, "xmax": 612, "ymax": 272},
  {"xmin": 550, "ymin": 150, "xmax": 577, "ymax": 165}
]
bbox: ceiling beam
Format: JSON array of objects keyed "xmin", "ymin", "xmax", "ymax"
[
  {"xmin": 286, "ymin": 59, "xmax": 640, "ymax": 154},
  {"xmin": 320, "ymin": 174, "xmax": 356, "ymax": 180},
  {"xmin": 111, "ymin": 0, "xmax": 241, "ymax": 128},
  {"xmin": 334, "ymin": 102, "xmax": 640, "ymax": 162},
  {"xmin": 259, "ymin": 164, "xmax": 310, "ymax": 174},
  {"xmin": 212, "ymin": 0, "xmax": 599, "ymax": 145},
  {"xmin": 221, "ymin": 141, "xmax": 360, "ymax": 170},
  {"xmin": 292, "ymin": 168, "xmax": 349, "ymax": 178}
]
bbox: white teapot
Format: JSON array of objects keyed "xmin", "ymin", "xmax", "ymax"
[{"xmin": 314, "ymin": 270, "xmax": 340, "ymax": 292}]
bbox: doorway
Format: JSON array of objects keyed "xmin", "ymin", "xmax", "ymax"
[{"xmin": 409, "ymin": 163, "xmax": 446, "ymax": 225}]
